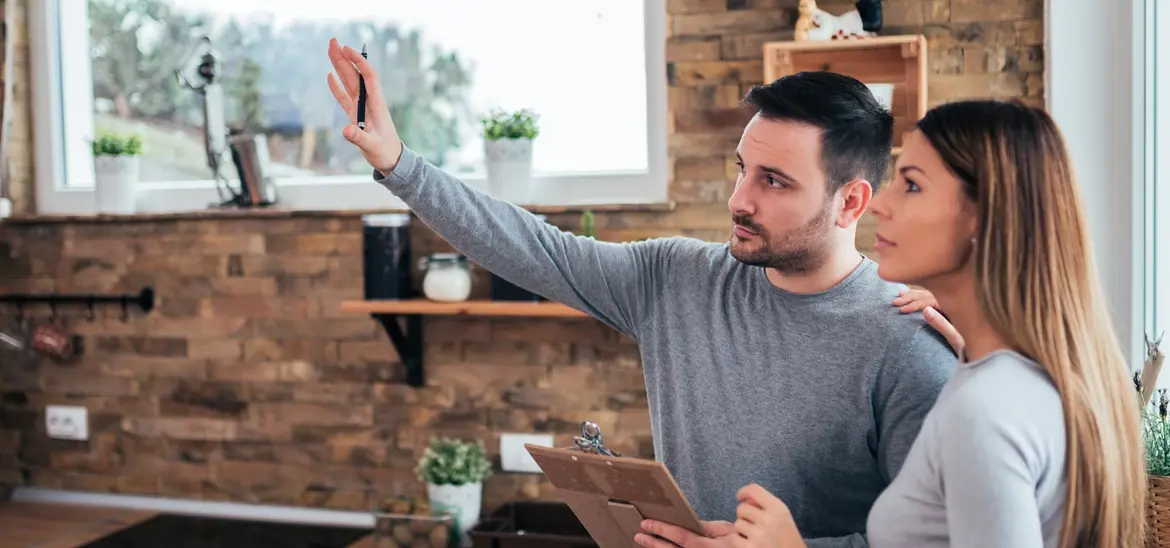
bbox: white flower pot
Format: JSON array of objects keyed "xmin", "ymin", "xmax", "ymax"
[
  {"xmin": 94, "ymin": 154, "xmax": 139, "ymax": 214},
  {"xmin": 484, "ymin": 137, "xmax": 534, "ymax": 203},
  {"xmin": 427, "ymin": 481, "xmax": 482, "ymax": 537}
]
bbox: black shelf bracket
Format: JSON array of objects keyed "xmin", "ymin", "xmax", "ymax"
[{"xmin": 373, "ymin": 313, "xmax": 424, "ymax": 387}]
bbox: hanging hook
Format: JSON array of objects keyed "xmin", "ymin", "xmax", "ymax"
[
  {"xmin": 15, "ymin": 301, "xmax": 24, "ymax": 323},
  {"xmin": 49, "ymin": 300, "xmax": 57, "ymax": 321},
  {"xmin": 86, "ymin": 297, "xmax": 96, "ymax": 322},
  {"xmin": 120, "ymin": 298, "xmax": 129, "ymax": 322}
]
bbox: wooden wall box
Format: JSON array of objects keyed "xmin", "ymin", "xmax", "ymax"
[{"xmin": 762, "ymin": 35, "xmax": 928, "ymax": 154}]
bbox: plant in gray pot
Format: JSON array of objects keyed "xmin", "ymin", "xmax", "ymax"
[{"xmin": 482, "ymin": 108, "xmax": 539, "ymax": 203}]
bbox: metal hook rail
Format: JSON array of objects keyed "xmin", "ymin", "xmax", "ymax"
[{"xmin": 0, "ymin": 286, "xmax": 155, "ymax": 320}]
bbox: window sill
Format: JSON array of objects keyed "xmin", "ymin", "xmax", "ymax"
[{"xmin": 2, "ymin": 201, "xmax": 676, "ymax": 225}]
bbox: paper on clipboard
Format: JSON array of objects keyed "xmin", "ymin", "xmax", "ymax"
[{"xmin": 524, "ymin": 443, "xmax": 707, "ymax": 548}]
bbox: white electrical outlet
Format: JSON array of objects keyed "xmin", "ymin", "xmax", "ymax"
[
  {"xmin": 46, "ymin": 405, "xmax": 88, "ymax": 441},
  {"xmin": 500, "ymin": 433, "xmax": 554, "ymax": 473}
]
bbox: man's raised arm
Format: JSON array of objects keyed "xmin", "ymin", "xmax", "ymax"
[
  {"xmin": 376, "ymin": 144, "xmax": 677, "ymax": 336},
  {"xmin": 327, "ymin": 38, "xmax": 676, "ymax": 337}
]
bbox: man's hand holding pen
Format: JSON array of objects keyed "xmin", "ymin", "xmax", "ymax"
[
  {"xmin": 326, "ymin": 38, "xmax": 404, "ymax": 175},
  {"xmin": 357, "ymin": 43, "xmax": 368, "ymax": 130}
]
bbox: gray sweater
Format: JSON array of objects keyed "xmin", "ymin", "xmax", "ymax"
[
  {"xmin": 374, "ymin": 146, "xmax": 957, "ymax": 547},
  {"xmin": 866, "ymin": 349, "xmax": 1067, "ymax": 547}
]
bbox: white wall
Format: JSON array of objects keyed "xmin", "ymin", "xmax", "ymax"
[{"xmin": 1046, "ymin": 0, "xmax": 1146, "ymax": 366}]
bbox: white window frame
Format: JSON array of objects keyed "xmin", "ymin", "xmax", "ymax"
[
  {"xmin": 29, "ymin": 0, "xmax": 669, "ymax": 216},
  {"xmin": 1143, "ymin": 0, "xmax": 1170, "ymax": 371},
  {"xmin": 1047, "ymin": 0, "xmax": 1148, "ymax": 365}
]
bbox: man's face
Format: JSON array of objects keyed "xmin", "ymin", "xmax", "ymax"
[{"xmin": 727, "ymin": 114, "xmax": 837, "ymax": 275}]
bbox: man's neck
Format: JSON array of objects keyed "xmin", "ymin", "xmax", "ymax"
[{"xmin": 764, "ymin": 245, "xmax": 865, "ymax": 294}]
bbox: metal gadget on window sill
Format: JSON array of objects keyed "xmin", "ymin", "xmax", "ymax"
[{"xmin": 177, "ymin": 36, "xmax": 279, "ymax": 209}]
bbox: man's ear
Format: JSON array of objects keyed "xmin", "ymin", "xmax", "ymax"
[{"xmin": 835, "ymin": 179, "xmax": 872, "ymax": 228}]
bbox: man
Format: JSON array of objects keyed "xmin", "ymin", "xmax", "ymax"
[{"xmin": 326, "ymin": 39, "xmax": 958, "ymax": 548}]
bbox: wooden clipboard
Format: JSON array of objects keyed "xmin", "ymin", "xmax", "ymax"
[{"xmin": 524, "ymin": 443, "xmax": 707, "ymax": 548}]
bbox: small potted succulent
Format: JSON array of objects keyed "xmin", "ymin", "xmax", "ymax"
[
  {"xmin": 91, "ymin": 131, "xmax": 143, "ymax": 214},
  {"xmin": 416, "ymin": 436, "xmax": 493, "ymax": 539},
  {"xmin": 482, "ymin": 108, "xmax": 539, "ymax": 203}
]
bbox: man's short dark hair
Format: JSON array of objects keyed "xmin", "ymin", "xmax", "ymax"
[{"xmin": 742, "ymin": 71, "xmax": 895, "ymax": 193}]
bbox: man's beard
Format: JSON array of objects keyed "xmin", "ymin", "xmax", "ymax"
[{"xmin": 729, "ymin": 198, "xmax": 834, "ymax": 275}]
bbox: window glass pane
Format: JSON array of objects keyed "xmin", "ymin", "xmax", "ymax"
[{"xmin": 78, "ymin": 0, "xmax": 648, "ymax": 185}]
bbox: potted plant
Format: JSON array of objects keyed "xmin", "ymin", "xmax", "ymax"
[
  {"xmin": 482, "ymin": 108, "xmax": 539, "ymax": 203},
  {"xmin": 416, "ymin": 436, "xmax": 493, "ymax": 538},
  {"xmin": 91, "ymin": 131, "xmax": 143, "ymax": 214},
  {"xmin": 1137, "ymin": 332, "xmax": 1169, "ymax": 545}
]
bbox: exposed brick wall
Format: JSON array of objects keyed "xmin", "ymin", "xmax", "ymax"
[
  {"xmin": 3, "ymin": 0, "xmax": 34, "ymax": 216},
  {"xmin": 0, "ymin": 0, "xmax": 29, "ymax": 501},
  {"xmin": 0, "ymin": 0, "xmax": 1043, "ymax": 512},
  {"xmin": 0, "ymin": 214, "xmax": 665, "ymax": 510}
]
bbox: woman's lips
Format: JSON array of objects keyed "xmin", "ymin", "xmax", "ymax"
[{"xmin": 874, "ymin": 232, "xmax": 896, "ymax": 250}]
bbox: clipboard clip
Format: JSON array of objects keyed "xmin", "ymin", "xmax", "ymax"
[{"xmin": 573, "ymin": 421, "xmax": 621, "ymax": 457}]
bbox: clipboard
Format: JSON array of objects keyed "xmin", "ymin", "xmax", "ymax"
[{"xmin": 524, "ymin": 442, "xmax": 707, "ymax": 548}]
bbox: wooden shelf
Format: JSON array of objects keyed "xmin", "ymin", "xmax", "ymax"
[
  {"xmin": 340, "ymin": 299, "xmax": 591, "ymax": 387},
  {"xmin": 340, "ymin": 299, "xmax": 587, "ymax": 317},
  {"xmin": 763, "ymin": 35, "xmax": 928, "ymax": 153},
  {"xmin": 763, "ymin": 34, "xmax": 926, "ymax": 55}
]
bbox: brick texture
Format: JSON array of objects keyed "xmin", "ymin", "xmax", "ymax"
[
  {"xmin": 3, "ymin": 0, "xmax": 32, "ymax": 216},
  {"xmin": 0, "ymin": 0, "xmax": 1044, "ymax": 513}
]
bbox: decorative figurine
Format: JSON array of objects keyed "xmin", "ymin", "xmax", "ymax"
[
  {"xmin": 1141, "ymin": 331, "xmax": 1166, "ymax": 405},
  {"xmin": 795, "ymin": 0, "xmax": 883, "ymax": 42}
]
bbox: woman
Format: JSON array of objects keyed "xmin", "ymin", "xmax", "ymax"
[{"xmin": 714, "ymin": 100, "xmax": 1145, "ymax": 546}]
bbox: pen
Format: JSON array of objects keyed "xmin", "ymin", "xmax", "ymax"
[{"xmin": 357, "ymin": 43, "xmax": 367, "ymax": 130}]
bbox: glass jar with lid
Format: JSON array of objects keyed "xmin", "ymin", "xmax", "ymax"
[{"xmin": 419, "ymin": 253, "xmax": 472, "ymax": 302}]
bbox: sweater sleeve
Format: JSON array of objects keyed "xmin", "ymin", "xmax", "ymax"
[
  {"xmin": 804, "ymin": 327, "xmax": 953, "ymax": 548},
  {"xmin": 873, "ymin": 325, "xmax": 956, "ymax": 482},
  {"xmin": 373, "ymin": 145, "xmax": 677, "ymax": 338}
]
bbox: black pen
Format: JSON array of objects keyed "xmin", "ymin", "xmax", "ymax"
[{"xmin": 357, "ymin": 43, "xmax": 367, "ymax": 130}]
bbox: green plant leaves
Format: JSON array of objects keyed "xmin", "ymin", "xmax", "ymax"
[
  {"xmin": 415, "ymin": 436, "xmax": 493, "ymax": 486},
  {"xmin": 482, "ymin": 108, "xmax": 539, "ymax": 141},
  {"xmin": 92, "ymin": 132, "xmax": 143, "ymax": 156},
  {"xmin": 1144, "ymin": 389, "xmax": 1170, "ymax": 476},
  {"xmin": 581, "ymin": 210, "xmax": 595, "ymax": 239}
]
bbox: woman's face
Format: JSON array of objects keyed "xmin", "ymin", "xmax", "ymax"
[{"xmin": 868, "ymin": 130, "xmax": 979, "ymax": 287}]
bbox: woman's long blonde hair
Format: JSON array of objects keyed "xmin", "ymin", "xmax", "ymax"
[{"xmin": 916, "ymin": 99, "xmax": 1146, "ymax": 546}]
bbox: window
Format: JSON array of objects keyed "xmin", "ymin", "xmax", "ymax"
[
  {"xmin": 30, "ymin": 0, "xmax": 668, "ymax": 215},
  {"xmin": 1143, "ymin": 0, "xmax": 1170, "ymax": 379}
]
